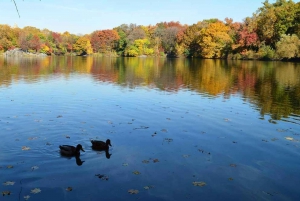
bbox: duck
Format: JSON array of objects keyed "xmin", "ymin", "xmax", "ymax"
[
  {"xmin": 59, "ymin": 144, "xmax": 85, "ymax": 156},
  {"xmin": 91, "ymin": 139, "xmax": 112, "ymax": 150}
]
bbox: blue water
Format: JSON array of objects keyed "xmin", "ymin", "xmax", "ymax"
[{"xmin": 0, "ymin": 57, "xmax": 299, "ymax": 201}]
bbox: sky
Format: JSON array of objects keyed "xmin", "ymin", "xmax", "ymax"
[{"xmin": 1, "ymin": 0, "xmax": 276, "ymax": 35}]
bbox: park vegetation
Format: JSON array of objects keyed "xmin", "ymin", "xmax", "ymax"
[{"xmin": 1, "ymin": 0, "xmax": 300, "ymax": 60}]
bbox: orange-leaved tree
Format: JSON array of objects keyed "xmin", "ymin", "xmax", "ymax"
[{"xmin": 90, "ymin": 30, "xmax": 119, "ymax": 53}]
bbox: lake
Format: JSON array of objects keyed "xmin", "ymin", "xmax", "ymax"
[{"xmin": 0, "ymin": 56, "xmax": 299, "ymax": 201}]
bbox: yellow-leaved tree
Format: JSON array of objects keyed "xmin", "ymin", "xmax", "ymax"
[
  {"xmin": 73, "ymin": 37, "xmax": 93, "ymax": 55},
  {"xmin": 198, "ymin": 22, "xmax": 232, "ymax": 58}
]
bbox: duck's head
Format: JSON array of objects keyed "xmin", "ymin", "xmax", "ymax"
[
  {"xmin": 106, "ymin": 139, "xmax": 112, "ymax": 147},
  {"xmin": 76, "ymin": 144, "xmax": 85, "ymax": 152}
]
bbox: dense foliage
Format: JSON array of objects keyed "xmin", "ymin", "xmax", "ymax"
[{"xmin": 1, "ymin": 0, "xmax": 300, "ymax": 59}]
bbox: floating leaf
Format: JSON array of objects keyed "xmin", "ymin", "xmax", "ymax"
[
  {"xmin": 66, "ymin": 187, "xmax": 72, "ymax": 191},
  {"xmin": 95, "ymin": 174, "xmax": 109, "ymax": 180},
  {"xmin": 24, "ymin": 195, "xmax": 30, "ymax": 200},
  {"xmin": 193, "ymin": 181, "xmax": 206, "ymax": 187},
  {"xmin": 128, "ymin": 189, "xmax": 139, "ymax": 194},
  {"xmin": 2, "ymin": 191, "xmax": 11, "ymax": 196},
  {"xmin": 142, "ymin": 160, "xmax": 149, "ymax": 164},
  {"xmin": 285, "ymin": 137, "xmax": 294, "ymax": 141},
  {"xmin": 31, "ymin": 188, "xmax": 41, "ymax": 194},
  {"xmin": 3, "ymin": 181, "xmax": 15, "ymax": 186},
  {"xmin": 164, "ymin": 138, "xmax": 173, "ymax": 142},
  {"xmin": 22, "ymin": 146, "xmax": 30, "ymax": 151},
  {"xmin": 7, "ymin": 165, "xmax": 13, "ymax": 169},
  {"xmin": 122, "ymin": 163, "xmax": 128, "ymax": 166},
  {"xmin": 133, "ymin": 171, "xmax": 141, "ymax": 175},
  {"xmin": 31, "ymin": 166, "xmax": 39, "ymax": 171},
  {"xmin": 228, "ymin": 178, "xmax": 234, "ymax": 181},
  {"xmin": 143, "ymin": 185, "xmax": 154, "ymax": 190},
  {"xmin": 276, "ymin": 129, "xmax": 288, "ymax": 132},
  {"xmin": 153, "ymin": 159, "xmax": 159, "ymax": 163},
  {"xmin": 230, "ymin": 164, "xmax": 237, "ymax": 167}
]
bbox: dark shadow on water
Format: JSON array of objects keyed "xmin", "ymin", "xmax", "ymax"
[
  {"xmin": 75, "ymin": 155, "xmax": 85, "ymax": 166},
  {"xmin": 60, "ymin": 154, "xmax": 85, "ymax": 166},
  {"xmin": 91, "ymin": 147, "xmax": 112, "ymax": 159}
]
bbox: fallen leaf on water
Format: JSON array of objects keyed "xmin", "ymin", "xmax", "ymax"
[
  {"xmin": 95, "ymin": 174, "xmax": 109, "ymax": 180},
  {"xmin": 31, "ymin": 166, "xmax": 39, "ymax": 171},
  {"xmin": 7, "ymin": 165, "xmax": 13, "ymax": 169},
  {"xmin": 22, "ymin": 146, "xmax": 30, "ymax": 151},
  {"xmin": 122, "ymin": 163, "xmax": 128, "ymax": 166},
  {"xmin": 142, "ymin": 160, "xmax": 149, "ymax": 164},
  {"xmin": 143, "ymin": 185, "xmax": 154, "ymax": 190},
  {"xmin": 3, "ymin": 181, "xmax": 15, "ymax": 186},
  {"xmin": 66, "ymin": 187, "xmax": 72, "ymax": 191},
  {"xmin": 24, "ymin": 195, "xmax": 30, "ymax": 200},
  {"xmin": 228, "ymin": 178, "xmax": 234, "ymax": 181},
  {"xmin": 164, "ymin": 138, "xmax": 173, "ymax": 143},
  {"xmin": 31, "ymin": 188, "xmax": 41, "ymax": 194},
  {"xmin": 2, "ymin": 191, "xmax": 11, "ymax": 196},
  {"xmin": 128, "ymin": 189, "xmax": 139, "ymax": 194},
  {"xmin": 133, "ymin": 171, "xmax": 141, "ymax": 175},
  {"xmin": 153, "ymin": 159, "xmax": 159, "ymax": 163},
  {"xmin": 230, "ymin": 164, "xmax": 237, "ymax": 167},
  {"xmin": 285, "ymin": 137, "xmax": 294, "ymax": 141},
  {"xmin": 276, "ymin": 129, "xmax": 288, "ymax": 132},
  {"xmin": 192, "ymin": 181, "xmax": 206, "ymax": 187}
]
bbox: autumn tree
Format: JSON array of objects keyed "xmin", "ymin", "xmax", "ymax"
[
  {"xmin": 125, "ymin": 39, "xmax": 153, "ymax": 56},
  {"xmin": 197, "ymin": 21, "xmax": 233, "ymax": 58},
  {"xmin": 276, "ymin": 34, "xmax": 300, "ymax": 59},
  {"xmin": 90, "ymin": 29, "xmax": 119, "ymax": 53},
  {"xmin": 73, "ymin": 37, "xmax": 93, "ymax": 55},
  {"xmin": 0, "ymin": 25, "xmax": 17, "ymax": 51},
  {"xmin": 253, "ymin": 0, "xmax": 297, "ymax": 47}
]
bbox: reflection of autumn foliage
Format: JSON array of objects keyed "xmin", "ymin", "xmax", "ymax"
[{"xmin": 0, "ymin": 57, "xmax": 299, "ymax": 119}]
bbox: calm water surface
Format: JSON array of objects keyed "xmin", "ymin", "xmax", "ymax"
[{"xmin": 0, "ymin": 56, "xmax": 300, "ymax": 201}]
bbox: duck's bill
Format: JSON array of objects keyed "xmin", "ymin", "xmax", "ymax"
[
  {"xmin": 81, "ymin": 148, "xmax": 85, "ymax": 152},
  {"xmin": 109, "ymin": 143, "xmax": 112, "ymax": 146}
]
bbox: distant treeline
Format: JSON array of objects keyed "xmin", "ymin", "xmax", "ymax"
[{"xmin": 1, "ymin": 0, "xmax": 300, "ymax": 60}]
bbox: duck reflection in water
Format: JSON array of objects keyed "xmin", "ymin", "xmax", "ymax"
[{"xmin": 75, "ymin": 155, "xmax": 85, "ymax": 166}]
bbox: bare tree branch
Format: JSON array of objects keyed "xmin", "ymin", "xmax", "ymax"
[{"xmin": 12, "ymin": 0, "xmax": 20, "ymax": 18}]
